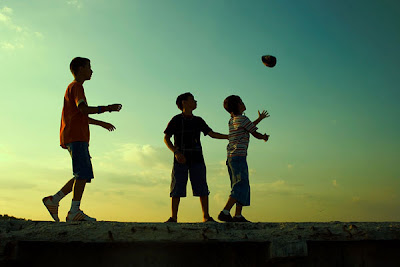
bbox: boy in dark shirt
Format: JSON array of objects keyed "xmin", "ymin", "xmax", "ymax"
[{"xmin": 164, "ymin": 92, "xmax": 228, "ymax": 223}]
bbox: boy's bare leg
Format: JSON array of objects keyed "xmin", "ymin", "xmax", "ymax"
[
  {"xmin": 200, "ymin": 195, "xmax": 210, "ymax": 221},
  {"xmin": 72, "ymin": 179, "xmax": 87, "ymax": 201},
  {"xmin": 171, "ymin": 197, "xmax": 180, "ymax": 220},
  {"xmin": 60, "ymin": 178, "xmax": 75, "ymax": 195},
  {"xmin": 223, "ymin": 196, "xmax": 237, "ymax": 212},
  {"xmin": 234, "ymin": 204, "xmax": 243, "ymax": 217}
]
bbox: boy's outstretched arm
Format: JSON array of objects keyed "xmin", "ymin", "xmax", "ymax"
[
  {"xmin": 208, "ymin": 131, "xmax": 228, "ymax": 139},
  {"xmin": 251, "ymin": 131, "xmax": 269, "ymax": 142},
  {"xmin": 253, "ymin": 110, "xmax": 269, "ymax": 126},
  {"xmin": 88, "ymin": 117, "xmax": 116, "ymax": 131},
  {"xmin": 78, "ymin": 103, "xmax": 122, "ymax": 115},
  {"xmin": 164, "ymin": 134, "xmax": 186, "ymax": 164}
]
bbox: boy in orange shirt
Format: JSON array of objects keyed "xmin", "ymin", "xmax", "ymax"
[{"xmin": 43, "ymin": 57, "xmax": 122, "ymax": 222}]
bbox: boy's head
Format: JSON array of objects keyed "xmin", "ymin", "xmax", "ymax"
[
  {"xmin": 223, "ymin": 95, "xmax": 245, "ymax": 115},
  {"xmin": 70, "ymin": 57, "xmax": 92, "ymax": 80},
  {"xmin": 176, "ymin": 92, "xmax": 197, "ymax": 111}
]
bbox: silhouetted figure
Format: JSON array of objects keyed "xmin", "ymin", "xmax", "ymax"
[
  {"xmin": 218, "ymin": 95, "xmax": 269, "ymax": 223},
  {"xmin": 43, "ymin": 57, "xmax": 122, "ymax": 222},
  {"xmin": 164, "ymin": 92, "xmax": 228, "ymax": 223}
]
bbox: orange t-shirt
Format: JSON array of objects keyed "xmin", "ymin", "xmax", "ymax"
[{"xmin": 60, "ymin": 81, "xmax": 90, "ymax": 148}]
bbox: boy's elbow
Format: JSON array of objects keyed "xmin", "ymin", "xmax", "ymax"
[
  {"xmin": 78, "ymin": 103, "xmax": 89, "ymax": 115},
  {"xmin": 251, "ymin": 132, "xmax": 260, "ymax": 139}
]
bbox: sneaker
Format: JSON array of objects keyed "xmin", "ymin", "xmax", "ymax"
[
  {"xmin": 203, "ymin": 217, "xmax": 217, "ymax": 223},
  {"xmin": 232, "ymin": 216, "xmax": 251, "ymax": 223},
  {"xmin": 42, "ymin": 196, "xmax": 60, "ymax": 222},
  {"xmin": 66, "ymin": 210, "xmax": 96, "ymax": 222},
  {"xmin": 165, "ymin": 217, "xmax": 177, "ymax": 223},
  {"xmin": 218, "ymin": 211, "xmax": 233, "ymax": 222}
]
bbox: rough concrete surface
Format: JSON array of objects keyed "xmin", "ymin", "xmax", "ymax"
[{"xmin": 1, "ymin": 219, "xmax": 399, "ymax": 266}]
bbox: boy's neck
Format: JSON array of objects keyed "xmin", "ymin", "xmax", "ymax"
[
  {"xmin": 182, "ymin": 109, "xmax": 193, "ymax": 117},
  {"xmin": 74, "ymin": 76, "xmax": 86, "ymax": 84},
  {"xmin": 230, "ymin": 112, "xmax": 242, "ymax": 117}
]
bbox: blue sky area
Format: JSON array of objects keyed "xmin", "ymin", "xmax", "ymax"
[{"xmin": 1, "ymin": 0, "xmax": 399, "ymax": 222}]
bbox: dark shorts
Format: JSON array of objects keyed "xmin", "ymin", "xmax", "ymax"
[
  {"xmin": 66, "ymin": 142, "xmax": 94, "ymax": 182},
  {"xmin": 227, "ymin": 156, "xmax": 250, "ymax": 206},
  {"xmin": 170, "ymin": 161, "xmax": 209, "ymax": 197}
]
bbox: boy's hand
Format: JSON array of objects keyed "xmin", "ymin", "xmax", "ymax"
[
  {"xmin": 108, "ymin": 104, "xmax": 122, "ymax": 112},
  {"xmin": 101, "ymin": 122, "xmax": 116, "ymax": 131},
  {"xmin": 258, "ymin": 110, "xmax": 270, "ymax": 120},
  {"xmin": 175, "ymin": 151, "xmax": 186, "ymax": 164}
]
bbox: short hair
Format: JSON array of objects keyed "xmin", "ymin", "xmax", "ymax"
[
  {"xmin": 223, "ymin": 95, "xmax": 241, "ymax": 115},
  {"xmin": 70, "ymin": 57, "xmax": 90, "ymax": 76},
  {"xmin": 176, "ymin": 92, "xmax": 193, "ymax": 111}
]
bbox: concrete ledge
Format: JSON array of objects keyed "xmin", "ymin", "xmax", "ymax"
[{"xmin": 1, "ymin": 220, "xmax": 399, "ymax": 266}]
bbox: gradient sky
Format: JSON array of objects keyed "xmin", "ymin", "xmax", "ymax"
[{"xmin": 1, "ymin": 0, "xmax": 399, "ymax": 222}]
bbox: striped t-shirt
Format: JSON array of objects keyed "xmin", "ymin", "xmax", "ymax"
[{"xmin": 227, "ymin": 115, "xmax": 257, "ymax": 157}]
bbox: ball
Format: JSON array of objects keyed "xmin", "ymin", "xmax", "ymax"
[{"xmin": 261, "ymin": 55, "xmax": 277, "ymax": 68}]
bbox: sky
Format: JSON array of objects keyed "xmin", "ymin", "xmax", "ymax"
[{"xmin": 1, "ymin": 0, "xmax": 399, "ymax": 222}]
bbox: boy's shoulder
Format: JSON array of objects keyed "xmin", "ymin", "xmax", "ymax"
[
  {"xmin": 232, "ymin": 114, "xmax": 248, "ymax": 121},
  {"xmin": 66, "ymin": 81, "xmax": 84, "ymax": 92},
  {"xmin": 169, "ymin": 114, "xmax": 182, "ymax": 121},
  {"xmin": 170, "ymin": 114, "xmax": 204, "ymax": 121}
]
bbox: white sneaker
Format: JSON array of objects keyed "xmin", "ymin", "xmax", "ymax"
[
  {"xmin": 42, "ymin": 196, "xmax": 60, "ymax": 222},
  {"xmin": 66, "ymin": 210, "xmax": 96, "ymax": 222}
]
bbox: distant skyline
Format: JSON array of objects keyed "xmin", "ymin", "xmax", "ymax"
[{"xmin": 1, "ymin": 0, "xmax": 399, "ymax": 222}]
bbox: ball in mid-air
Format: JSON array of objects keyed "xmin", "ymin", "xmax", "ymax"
[{"xmin": 261, "ymin": 55, "xmax": 277, "ymax": 68}]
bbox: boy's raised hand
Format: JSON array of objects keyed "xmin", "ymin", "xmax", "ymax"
[
  {"xmin": 258, "ymin": 110, "xmax": 270, "ymax": 120},
  {"xmin": 101, "ymin": 122, "xmax": 116, "ymax": 131},
  {"xmin": 108, "ymin": 104, "xmax": 122, "ymax": 112}
]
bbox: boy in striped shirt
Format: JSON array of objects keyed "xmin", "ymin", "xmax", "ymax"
[{"xmin": 218, "ymin": 95, "xmax": 269, "ymax": 222}]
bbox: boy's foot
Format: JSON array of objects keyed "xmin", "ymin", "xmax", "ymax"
[
  {"xmin": 165, "ymin": 217, "xmax": 177, "ymax": 223},
  {"xmin": 218, "ymin": 211, "xmax": 233, "ymax": 222},
  {"xmin": 42, "ymin": 196, "xmax": 60, "ymax": 222},
  {"xmin": 232, "ymin": 216, "xmax": 251, "ymax": 223},
  {"xmin": 66, "ymin": 210, "xmax": 96, "ymax": 222},
  {"xmin": 203, "ymin": 217, "xmax": 217, "ymax": 223}
]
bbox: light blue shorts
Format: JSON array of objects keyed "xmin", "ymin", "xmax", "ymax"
[
  {"xmin": 227, "ymin": 156, "xmax": 250, "ymax": 206},
  {"xmin": 66, "ymin": 142, "xmax": 94, "ymax": 182}
]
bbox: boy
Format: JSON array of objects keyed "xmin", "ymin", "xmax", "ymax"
[
  {"xmin": 218, "ymin": 95, "xmax": 269, "ymax": 223},
  {"xmin": 42, "ymin": 57, "xmax": 122, "ymax": 222},
  {"xmin": 164, "ymin": 92, "xmax": 228, "ymax": 223}
]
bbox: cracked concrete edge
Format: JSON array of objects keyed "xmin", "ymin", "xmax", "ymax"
[{"xmin": 1, "ymin": 221, "xmax": 399, "ymax": 259}]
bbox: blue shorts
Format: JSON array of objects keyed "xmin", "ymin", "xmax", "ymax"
[
  {"xmin": 227, "ymin": 156, "xmax": 250, "ymax": 206},
  {"xmin": 170, "ymin": 161, "xmax": 209, "ymax": 197},
  {"xmin": 66, "ymin": 142, "xmax": 94, "ymax": 182}
]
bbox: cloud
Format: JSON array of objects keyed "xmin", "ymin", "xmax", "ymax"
[
  {"xmin": 94, "ymin": 143, "xmax": 172, "ymax": 186},
  {"xmin": 252, "ymin": 179, "xmax": 304, "ymax": 196},
  {"xmin": 0, "ymin": 5, "xmax": 43, "ymax": 50},
  {"xmin": 0, "ymin": 7, "xmax": 22, "ymax": 32},
  {"xmin": 67, "ymin": 0, "xmax": 83, "ymax": 9},
  {"xmin": 0, "ymin": 7, "xmax": 12, "ymax": 22},
  {"xmin": 0, "ymin": 6, "xmax": 12, "ymax": 15},
  {"xmin": 1, "ymin": 41, "xmax": 23, "ymax": 50},
  {"xmin": 99, "ymin": 171, "xmax": 169, "ymax": 188}
]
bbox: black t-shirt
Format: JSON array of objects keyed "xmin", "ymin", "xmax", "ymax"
[{"xmin": 164, "ymin": 114, "xmax": 212, "ymax": 163}]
